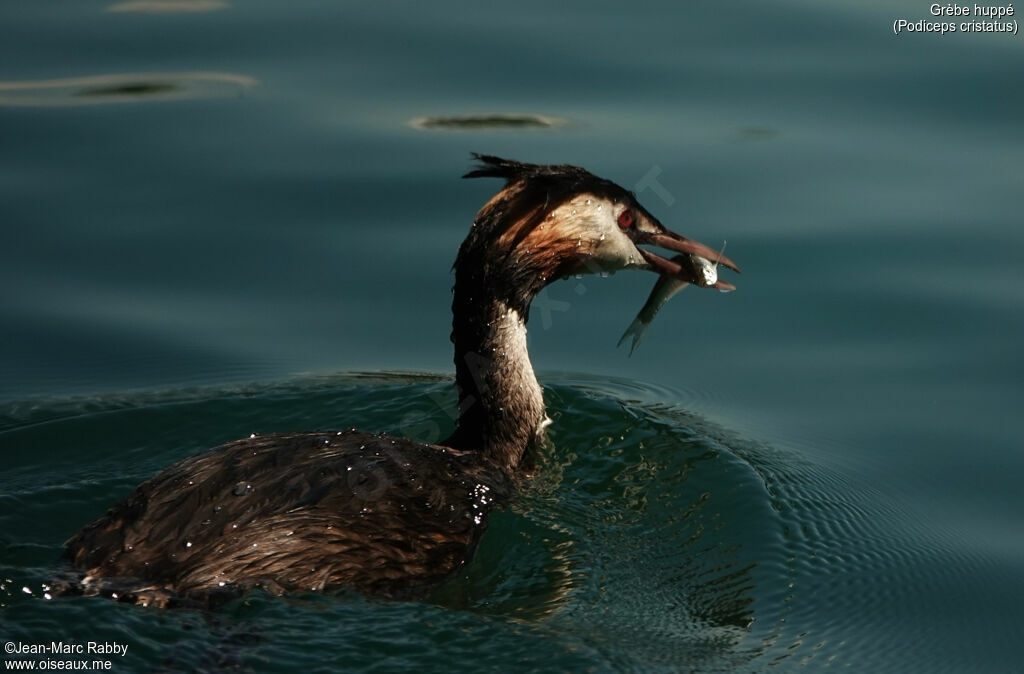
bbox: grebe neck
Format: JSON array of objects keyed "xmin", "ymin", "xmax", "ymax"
[{"xmin": 444, "ymin": 286, "xmax": 546, "ymax": 473}]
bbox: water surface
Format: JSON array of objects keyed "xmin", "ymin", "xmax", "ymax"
[{"xmin": 1, "ymin": 1, "xmax": 1022, "ymax": 672}]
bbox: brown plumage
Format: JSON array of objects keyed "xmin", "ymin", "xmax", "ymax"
[{"xmin": 61, "ymin": 431, "xmax": 510, "ymax": 606}]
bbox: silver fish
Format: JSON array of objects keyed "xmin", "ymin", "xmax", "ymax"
[{"xmin": 618, "ymin": 248, "xmax": 735, "ymax": 355}]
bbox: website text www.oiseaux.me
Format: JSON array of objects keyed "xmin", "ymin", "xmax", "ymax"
[{"xmin": 5, "ymin": 641, "xmax": 128, "ymax": 671}]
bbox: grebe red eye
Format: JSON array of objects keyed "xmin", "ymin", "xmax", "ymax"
[{"xmin": 617, "ymin": 210, "xmax": 634, "ymax": 229}]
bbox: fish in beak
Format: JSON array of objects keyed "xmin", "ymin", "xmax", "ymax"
[
  {"xmin": 622, "ymin": 205, "xmax": 740, "ymax": 281},
  {"xmin": 619, "ymin": 246, "xmax": 735, "ymax": 355}
]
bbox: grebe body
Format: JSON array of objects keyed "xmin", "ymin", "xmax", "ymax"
[{"xmin": 64, "ymin": 431, "xmax": 511, "ymax": 606}]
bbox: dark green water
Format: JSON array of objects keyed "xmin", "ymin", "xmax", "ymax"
[
  {"xmin": 2, "ymin": 1, "xmax": 1022, "ymax": 672},
  {"xmin": 2, "ymin": 374, "xmax": 983, "ymax": 672}
]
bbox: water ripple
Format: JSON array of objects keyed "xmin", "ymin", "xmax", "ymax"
[
  {"xmin": 0, "ymin": 374, "xmax": 1013, "ymax": 672},
  {"xmin": 0, "ymin": 72, "xmax": 257, "ymax": 107},
  {"xmin": 105, "ymin": 0, "xmax": 229, "ymax": 12},
  {"xmin": 408, "ymin": 114, "xmax": 567, "ymax": 130}
]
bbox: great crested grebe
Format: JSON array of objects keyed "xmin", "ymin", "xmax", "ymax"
[{"xmin": 57, "ymin": 155, "xmax": 739, "ymax": 607}]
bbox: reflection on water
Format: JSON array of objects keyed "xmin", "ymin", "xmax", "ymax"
[
  {"xmin": 0, "ymin": 72, "xmax": 257, "ymax": 106},
  {"xmin": 74, "ymin": 83, "xmax": 177, "ymax": 98},
  {"xmin": 409, "ymin": 114, "xmax": 566, "ymax": 130},
  {"xmin": 106, "ymin": 0, "xmax": 229, "ymax": 12}
]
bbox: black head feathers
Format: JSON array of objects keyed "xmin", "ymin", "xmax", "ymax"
[{"xmin": 463, "ymin": 154, "xmax": 633, "ymax": 205}]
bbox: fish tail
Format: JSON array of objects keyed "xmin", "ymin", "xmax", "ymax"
[{"xmin": 617, "ymin": 317, "xmax": 650, "ymax": 356}]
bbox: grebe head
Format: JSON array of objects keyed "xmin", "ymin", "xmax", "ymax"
[
  {"xmin": 446, "ymin": 155, "xmax": 740, "ymax": 470},
  {"xmin": 458, "ymin": 154, "xmax": 740, "ymax": 311}
]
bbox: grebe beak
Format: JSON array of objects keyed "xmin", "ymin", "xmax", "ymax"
[
  {"xmin": 632, "ymin": 225, "xmax": 741, "ymax": 293},
  {"xmin": 637, "ymin": 250, "xmax": 737, "ymax": 291},
  {"xmin": 636, "ymin": 231, "xmax": 741, "ymax": 275}
]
